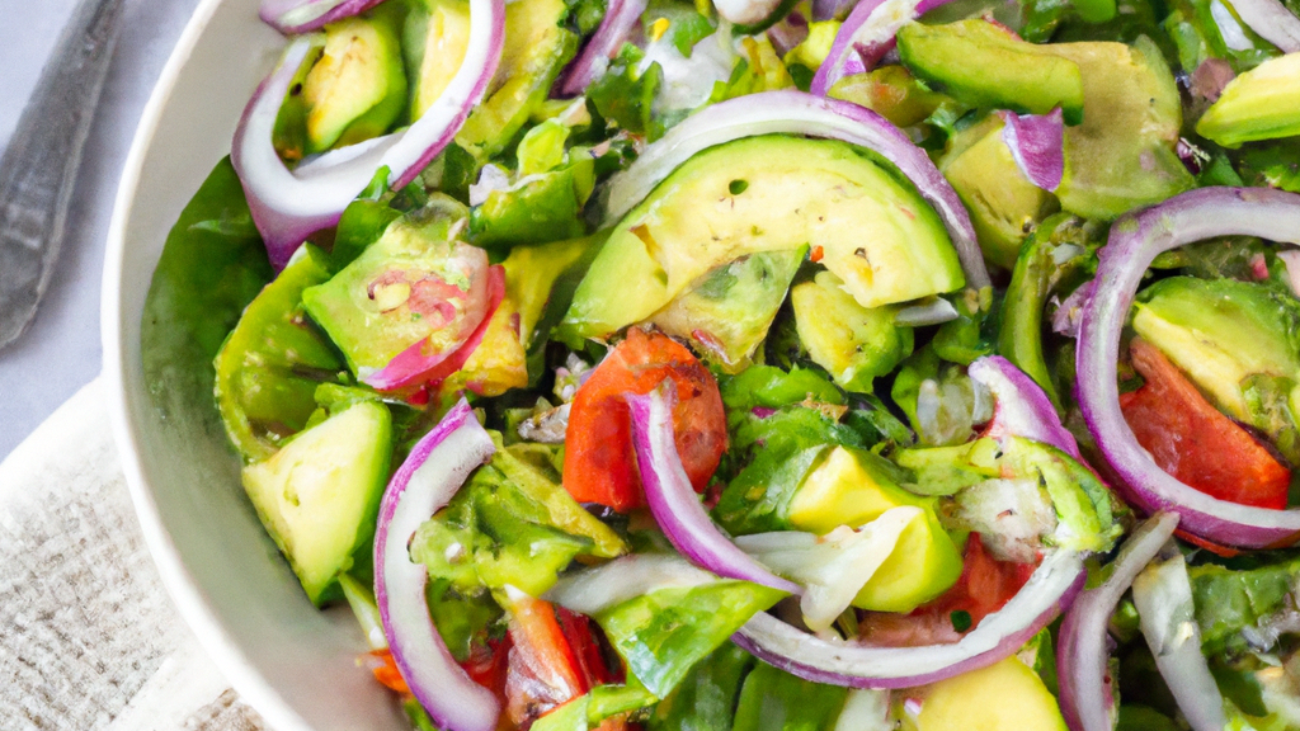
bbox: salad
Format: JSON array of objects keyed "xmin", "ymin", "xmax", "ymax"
[{"xmin": 138, "ymin": 0, "xmax": 1300, "ymax": 727}]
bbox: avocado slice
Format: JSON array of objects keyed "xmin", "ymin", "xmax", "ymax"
[
  {"xmin": 215, "ymin": 248, "xmax": 344, "ymax": 463},
  {"xmin": 1197, "ymin": 53, "xmax": 1300, "ymax": 149},
  {"xmin": 896, "ymin": 20, "xmax": 1086, "ymax": 124},
  {"xmin": 787, "ymin": 446, "xmax": 963, "ymax": 613},
  {"xmin": 560, "ymin": 135, "xmax": 965, "ymax": 342},
  {"xmin": 302, "ymin": 11, "xmax": 407, "ymax": 153},
  {"xmin": 647, "ymin": 249, "xmax": 805, "ymax": 373},
  {"xmin": 241, "ymin": 401, "xmax": 393, "ymax": 605},
  {"xmin": 940, "ymin": 116, "xmax": 1061, "ymax": 270},
  {"xmin": 903, "ymin": 657, "xmax": 1068, "ymax": 731},
  {"xmin": 1050, "ymin": 38, "xmax": 1194, "ymax": 219},
  {"xmin": 407, "ymin": 0, "xmax": 578, "ymax": 159},
  {"xmin": 790, "ymin": 270, "xmax": 915, "ymax": 393},
  {"xmin": 301, "ymin": 202, "xmax": 482, "ymax": 378},
  {"xmin": 1133, "ymin": 276, "xmax": 1300, "ymax": 422}
]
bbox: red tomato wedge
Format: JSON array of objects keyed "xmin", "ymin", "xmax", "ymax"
[
  {"xmin": 563, "ymin": 329, "xmax": 728, "ymax": 512},
  {"xmin": 1120, "ymin": 337, "xmax": 1290, "ymax": 510},
  {"xmin": 506, "ymin": 595, "xmax": 588, "ymax": 727},
  {"xmin": 859, "ymin": 534, "xmax": 1034, "ymax": 647}
]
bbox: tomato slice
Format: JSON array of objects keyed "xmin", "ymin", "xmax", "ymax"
[
  {"xmin": 859, "ymin": 534, "xmax": 1034, "ymax": 647},
  {"xmin": 1120, "ymin": 338, "xmax": 1290, "ymax": 510},
  {"xmin": 563, "ymin": 329, "xmax": 728, "ymax": 512}
]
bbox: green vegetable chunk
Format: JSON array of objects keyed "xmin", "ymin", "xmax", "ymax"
[
  {"xmin": 1133, "ymin": 277, "xmax": 1300, "ymax": 443},
  {"xmin": 1050, "ymin": 37, "xmax": 1194, "ymax": 219},
  {"xmin": 732, "ymin": 663, "xmax": 848, "ymax": 731},
  {"xmin": 649, "ymin": 249, "xmax": 806, "ymax": 373},
  {"xmin": 302, "ymin": 9, "xmax": 407, "ymax": 153},
  {"xmin": 940, "ymin": 116, "xmax": 1061, "ymax": 270},
  {"xmin": 897, "ymin": 20, "xmax": 1086, "ymax": 124},
  {"xmin": 410, "ymin": 441, "xmax": 625, "ymax": 597},
  {"xmin": 596, "ymin": 581, "xmax": 786, "ymax": 698},
  {"xmin": 1198, "ymin": 53, "xmax": 1300, "ymax": 149},
  {"xmin": 561, "ymin": 135, "xmax": 964, "ymax": 342},
  {"xmin": 241, "ymin": 401, "xmax": 393, "ymax": 605},
  {"xmin": 791, "ymin": 270, "xmax": 915, "ymax": 393},
  {"xmin": 649, "ymin": 643, "xmax": 755, "ymax": 731},
  {"xmin": 216, "ymin": 249, "xmax": 344, "ymax": 462}
]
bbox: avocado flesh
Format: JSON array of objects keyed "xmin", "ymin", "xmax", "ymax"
[
  {"xmin": 561, "ymin": 135, "xmax": 965, "ymax": 341},
  {"xmin": 787, "ymin": 446, "xmax": 963, "ymax": 613},
  {"xmin": 647, "ymin": 249, "xmax": 805, "ymax": 373},
  {"xmin": 302, "ymin": 14, "xmax": 407, "ymax": 153},
  {"xmin": 791, "ymin": 270, "xmax": 914, "ymax": 393},
  {"xmin": 1050, "ymin": 38, "xmax": 1194, "ymax": 219},
  {"xmin": 1133, "ymin": 276, "xmax": 1300, "ymax": 422},
  {"xmin": 897, "ymin": 20, "xmax": 1085, "ymax": 124},
  {"xmin": 1197, "ymin": 53, "xmax": 1300, "ymax": 149},
  {"xmin": 940, "ymin": 117, "xmax": 1060, "ymax": 271},
  {"xmin": 241, "ymin": 401, "xmax": 393, "ymax": 606},
  {"xmin": 903, "ymin": 656, "xmax": 1068, "ymax": 731},
  {"xmin": 215, "ymin": 249, "xmax": 344, "ymax": 463},
  {"xmin": 301, "ymin": 207, "xmax": 480, "ymax": 376},
  {"xmin": 409, "ymin": 0, "xmax": 578, "ymax": 159}
]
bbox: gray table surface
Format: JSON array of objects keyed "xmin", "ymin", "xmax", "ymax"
[{"xmin": 0, "ymin": 0, "xmax": 204, "ymax": 459}]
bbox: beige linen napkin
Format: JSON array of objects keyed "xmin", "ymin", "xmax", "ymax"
[{"xmin": 0, "ymin": 377, "xmax": 268, "ymax": 731}]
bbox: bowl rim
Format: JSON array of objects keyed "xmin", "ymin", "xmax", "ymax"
[{"xmin": 100, "ymin": 1, "xmax": 314, "ymax": 729}]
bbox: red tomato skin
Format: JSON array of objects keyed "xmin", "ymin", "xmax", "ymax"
[
  {"xmin": 563, "ymin": 329, "xmax": 727, "ymax": 512},
  {"xmin": 1120, "ymin": 338, "xmax": 1290, "ymax": 510}
]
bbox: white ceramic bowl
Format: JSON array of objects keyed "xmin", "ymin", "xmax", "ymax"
[{"xmin": 101, "ymin": 1, "xmax": 409, "ymax": 728}]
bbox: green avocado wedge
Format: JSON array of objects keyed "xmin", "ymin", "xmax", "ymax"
[
  {"xmin": 241, "ymin": 401, "xmax": 393, "ymax": 606},
  {"xmin": 897, "ymin": 20, "xmax": 1086, "ymax": 124},
  {"xmin": 559, "ymin": 135, "xmax": 964, "ymax": 343},
  {"xmin": 1197, "ymin": 53, "xmax": 1300, "ymax": 149}
]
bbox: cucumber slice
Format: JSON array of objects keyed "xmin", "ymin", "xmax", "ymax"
[{"xmin": 242, "ymin": 401, "xmax": 393, "ymax": 605}]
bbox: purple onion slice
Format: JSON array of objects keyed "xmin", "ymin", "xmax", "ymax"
[
  {"xmin": 626, "ymin": 385, "xmax": 801, "ymax": 594},
  {"xmin": 1056, "ymin": 512, "xmax": 1179, "ymax": 731},
  {"xmin": 232, "ymin": 0, "xmax": 505, "ymax": 269},
  {"xmin": 259, "ymin": 0, "xmax": 386, "ymax": 34},
  {"xmin": 374, "ymin": 399, "xmax": 499, "ymax": 731},
  {"xmin": 1229, "ymin": 0, "xmax": 1300, "ymax": 52},
  {"xmin": 557, "ymin": 0, "xmax": 648, "ymax": 97},
  {"xmin": 1076, "ymin": 187, "xmax": 1300, "ymax": 548},
  {"xmin": 809, "ymin": 0, "xmax": 955, "ymax": 96},
  {"xmin": 601, "ymin": 90, "xmax": 990, "ymax": 291},
  {"xmin": 968, "ymin": 356, "xmax": 1080, "ymax": 459},
  {"xmin": 733, "ymin": 549, "xmax": 1086, "ymax": 688},
  {"xmin": 998, "ymin": 109, "xmax": 1065, "ymax": 193}
]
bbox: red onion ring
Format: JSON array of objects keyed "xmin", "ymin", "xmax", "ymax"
[
  {"xmin": 809, "ymin": 0, "xmax": 954, "ymax": 96},
  {"xmin": 374, "ymin": 399, "xmax": 500, "ymax": 731},
  {"xmin": 364, "ymin": 265, "xmax": 506, "ymax": 392},
  {"xmin": 625, "ymin": 385, "xmax": 801, "ymax": 594},
  {"xmin": 997, "ymin": 109, "xmax": 1064, "ymax": 193},
  {"xmin": 601, "ymin": 90, "xmax": 991, "ymax": 291},
  {"xmin": 1051, "ymin": 282, "xmax": 1093, "ymax": 338},
  {"xmin": 1076, "ymin": 187, "xmax": 1300, "ymax": 549},
  {"xmin": 1229, "ymin": 0, "xmax": 1300, "ymax": 52},
  {"xmin": 259, "ymin": 0, "xmax": 386, "ymax": 35},
  {"xmin": 557, "ymin": 0, "xmax": 648, "ymax": 97},
  {"xmin": 232, "ymin": 0, "xmax": 505, "ymax": 269},
  {"xmin": 812, "ymin": 0, "xmax": 857, "ymax": 21},
  {"xmin": 968, "ymin": 356, "xmax": 1081, "ymax": 459},
  {"xmin": 1132, "ymin": 547, "xmax": 1227, "ymax": 731},
  {"xmin": 1056, "ymin": 512, "xmax": 1179, "ymax": 731},
  {"xmin": 733, "ymin": 549, "xmax": 1086, "ymax": 688},
  {"xmin": 767, "ymin": 11, "xmax": 811, "ymax": 56}
]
